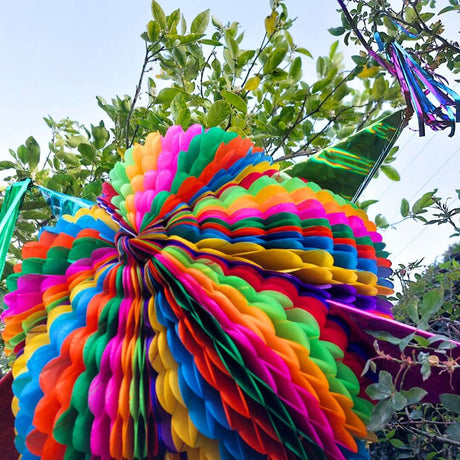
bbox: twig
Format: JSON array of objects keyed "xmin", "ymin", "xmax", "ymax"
[
  {"xmin": 200, "ymin": 38, "xmax": 221, "ymax": 98},
  {"xmin": 125, "ymin": 43, "xmax": 150, "ymax": 149},
  {"xmin": 337, "ymin": 0, "xmax": 393, "ymax": 73},
  {"xmin": 400, "ymin": 423, "xmax": 460, "ymax": 448},
  {"xmin": 241, "ymin": 32, "xmax": 270, "ymax": 91},
  {"xmin": 270, "ymin": 90, "xmax": 309, "ymax": 157},
  {"xmin": 299, "ymin": 68, "xmax": 359, "ymax": 124},
  {"xmin": 279, "ymin": 100, "xmax": 379, "ymax": 162},
  {"xmin": 355, "ymin": 100, "xmax": 380, "ymax": 131},
  {"xmin": 125, "ymin": 42, "xmax": 164, "ymax": 149},
  {"xmin": 409, "ymin": 0, "xmax": 460, "ymax": 55}
]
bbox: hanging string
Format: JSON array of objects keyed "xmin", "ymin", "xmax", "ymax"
[{"xmin": 337, "ymin": 0, "xmax": 460, "ymax": 137}]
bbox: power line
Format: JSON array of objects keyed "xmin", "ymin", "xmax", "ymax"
[
  {"xmin": 406, "ymin": 147, "xmax": 459, "ymax": 203},
  {"xmin": 387, "ymin": 146, "xmax": 460, "ymax": 222},
  {"xmin": 376, "ymin": 131, "xmax": 437, "ymax": 201},
  {"xmin": 393, "ymin": 197, "xmax": 459, "ymax": 260},
  {"xmin": 393, "ymin": 225, "xmax": 429, "ymax": 259}
]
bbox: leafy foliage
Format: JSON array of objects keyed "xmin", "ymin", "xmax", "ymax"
[
  {"xmin": 95, "ymin": 0, "xmax": 406, "ymax": 160},
  {"xmin": 366, "ymin": 243, "xmax": 460, "ymax": 458}
]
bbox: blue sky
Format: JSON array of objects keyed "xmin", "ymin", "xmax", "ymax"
[{"xmin": 1, "ymin": 0, "xmax": 458, "ymax": 280}]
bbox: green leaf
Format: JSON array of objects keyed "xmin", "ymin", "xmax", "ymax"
[
  {"xmin": 206, "ymin": 100, "xmax": 231, "ymax": 126},
  {"xmin": 400, "ymin": 198, "xmax": 410, "ymax": 217},
  {"xmin": 278, "ymin": 160, "xmax": 293, "ymax": 170},
  {"xmin": 420, "ymin": 288, "xmax": 444, "ymax": 322},
  {"xmin": 151, "ymin": 1, "xmax": 166, "ymax": 30},
  {"xmin": 289, "ymin": 56, "xmax": 302, "ymax": 81},
  {"xmin": 359, "ymin": 199, "xmax": 378, "ymax": 211},
  {"xmin": 316, "ymin": 56, "xmax": 326, "ymax": 76},
  {"xmin": 379, "ymin": 370, "xmax": 393, "ymax": 388},
  {"xmin": 200, "ymin": 39, "xmax": 223, "ymax": 46},
  {"xmin": 82, "ymin": 180, "xmax": 102, "ymax": 201},
  {"xmin": 427, "ymin": 333, "xmax": 451, "ymax": 344},
  {"xmin": 264, "ymin": 12, "xmax": 277, "ymax": 35},
  {"xmin": 191, "ymin": 9, "xmax": 210, "ymax": 34},
  {"xmin": 360, "ymin": 358, "xmax": 377, "ymax": 377},
  {"xmin": 156, "ymin": 87, "xmax": 189, "ymax": 105},
  {"xmin": 328, "ymin": 26, "xmax": 345, "ymax": 36},
  {"xmin": 368, "ymin": 398, "xmax": 393, "ymax": 432},
  {"xmin": 67, "ymin": 135, "xmax": 88, "ymax": 148},
  {"xmin": 78, "ymin": 143, "xmax": 97, "ymax": 162},
  {"xmin": 439, "ymin": 5, "xmax": 455, "ymax": 14},
  {"xmin": 211, "ymin": 16, "xmax": 223, "ymax": 30},
  {"xmin": 167, "ymin": 8, "xmax": 180, "ymax": 32},
  {"xmin": 366, "ymin": 330, "xmax": 401, "ymax": 344},
  {"xmin": 21, "ymin": 200, "xmax": 49, "ymax": 210},
  {"xmin": 147, "ymin": 20, "xmax": 161, "ymax": 42},
  {"xmin": 221, "ymin": 90, "xmax": 247, "ymax": 114},
  {"xmin": 175, "ymin": 107, "xmax": 191, "ymax": 128},
  {"xmin": 56, "ymin": 151, "xmax": 80, "ymax": 168},
  {"xmin": 243, "ymin": 76, "xmax": 260, "ymax": 91},
  {"xmin": 391, "ymin": 392, "xmax": 407, "ymax": 411},
  {"xmin": 412, "ymin": 189, "xmax": 437, "ymax": 214},
  {"xmin": 375, "ymin": 213, "xmax": 389, "ymax": 228},
  {"xmin": 17, "ymin": 221, "xmax": 36, "ymax": 233},
  {"xmin": 92, "ymin": 125, "xmax": 109, "ymax": 149},
  {"xmin": 405, "ymin": 299, "xmax": 419, "ymax": 324},
  {"xmin": 372, "ymin": 77, "xmax": 386, "ymax": 98},
  {"xmin": 366, "ymin": 370, "xmax": 394, "ymax": 400},
  {"xmin": 439, "ymin": 340, "xmax": 456, "ymax": 350},
  {"xmin": 366, "ymin": 382, "xmax": 392, "ymax": 400},
  {"xmin": 381, "ymin": 165, "xmax": 400, "ymax": 181},
  {"xmin": 329, "ymin": 40, "xmax": 339, "ymax": 58},
  {"xmin": 296, "ymin": 47, "xmax": 312, "ymax": 58},
  {"xmin": 311, "ymin": 78, "xmax": 330, "ymax": 93},
  {"xmin": 224, "ymin": 31, "xmax": 238, "ymax": 59},
  {"xmin": 21, "ymin": 210, "xmax": 50, "ymax": 220},
  {"xmin": 352, "ymin": 55, "xmax": 368, "ymax": 65},
  {"xmin": 440, "ymin": 393, "xmax": 460, "ymax": 414},
  {"xmin": 409, "ymin": 409, "xmax": 423, "ymax": 420},
  {"xmin": 263, "ymin": 47, "xmax": 288, "ymax": 74},
  {"xmin": 399, "ymin": 332, "xmax": 415, "ymax": 351},
  {"xmin": 389, "ymin": 439, "xmax": 405, "ymax": 448},
  {"xmin": 420, "ymin": 12, "xmax": 435, "ymax": 21},
  {"xmin": 0, "ymin": 161, "xmax": 16, "ymax": 170},
  {"xmin": 401, "ymin": 387, "xmax": 427, "ymax": 405},
  {"xmin": 25, "ymin": 136, "xmax": 40, "ymax": 170},
  {"xmin": 446, "ymin": 422, "xmax": 460, "ymax": 441},
  {"xmin": 17, "ymin": 145, "xmax": 29, "ymax": 165}
]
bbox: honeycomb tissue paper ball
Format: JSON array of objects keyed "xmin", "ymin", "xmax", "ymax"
[{"xmin": 2, "ymin": 125, "xmax": 395, "ymax": 460}]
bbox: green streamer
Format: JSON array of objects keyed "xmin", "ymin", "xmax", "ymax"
[
  {"xmin": 0, "ymin": 179, "xmax": 31, "ymax": 280},
  {"xmin": 285, "ymin": 110, "xmax": 406, "ymax": 201}
]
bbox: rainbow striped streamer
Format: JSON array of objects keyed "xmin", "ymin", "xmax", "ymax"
[{"xmin": 2, "ymin": 125, "xmax": 396, "ymax": 459}]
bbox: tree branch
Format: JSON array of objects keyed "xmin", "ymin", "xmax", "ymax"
[
  {"xmin": 300, "ymin": 68, "xmax": 358, "ymax": 123},
  {"xmin": 269, "ymin": 89, "xmax": 309, "ymax": 157},
  {"xmin": 409, "ymin": 0, "xmax": 460, "ymax": 55},
  {"xmin": 125, "ymin": 42, "xmax": 164, "ymax": 149},
  {"xmin": 241, "ymin": 32, "xmax": 270, "ymax": 91},
  {"xmin": 337, "ymin": 0, "xmax": 394, "ymax": 73},
  {"xmin": 400, "ymin": 422, "xmax": 460, "ymax": 448}
]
